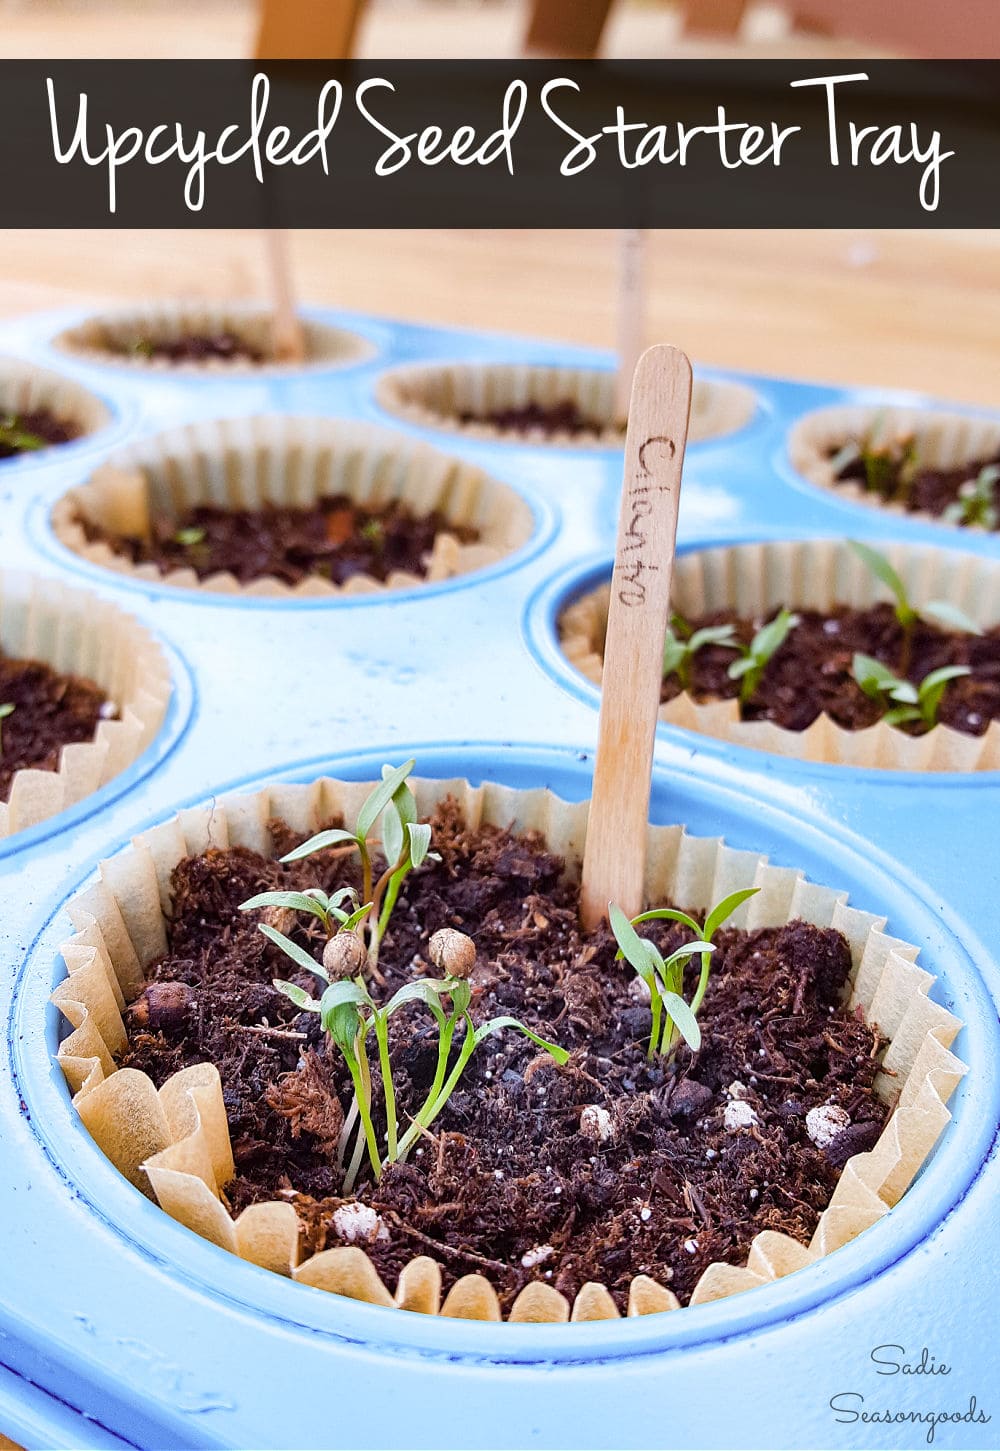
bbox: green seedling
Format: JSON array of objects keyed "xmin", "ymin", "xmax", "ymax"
[
  {"xmin": 852, "ymin": 652, "xmax": 971, "ymax": 729},
  {"xmin": 360, "ymin": 518, "xmax": 385, "ymax": 548},
  {"xmin": 0, "ymin": 416, "xmax": 45, "ymax": 453},
  {"xmin": 264, "ymin": 760, "xmax": 433, "ymax": 980},
  {"xmin": 609, "ymin": 888, "xmax": 760, "ymax": 1060},
  {"xmin": 944, "ymin": 465, "xmax": 999, "ymax": 531},
  {"xmin": 0, "ymin": 702, "xmax": 14, "ymax": 758},
  {"xmin": 174, "ymin": 526, "xmax": 207, "ymax": 548},
  {"xmin": 849, "ymin": 541, "xmax": 982, "ymax": 648},
  {"xmin": 268, "ymin": 925, "xmax": 566, "ymax": 1192},
  {"xmin": 726, "ymin": 609, "xmax": 800, "ymax": 705},
  {"xmin": 662, "ymin": 613, "xmax": 739, "ymax": 692}
]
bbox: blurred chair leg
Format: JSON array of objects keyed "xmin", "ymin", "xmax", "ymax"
[
  {"xmin": 524, "ymin": 0, "xmax": 616, "ymax": 56},
  {"xmin": 256, "ymin": 0, "xmax": 367, "ymax": 59},
  {"xmin": 683, "ymin": 0, "xmax": 748, "ymax": 34}
]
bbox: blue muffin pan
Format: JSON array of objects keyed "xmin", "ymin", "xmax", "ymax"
[{"xmin": 0, "ymin": 305, "xmax": 997, "ymax": 1451}]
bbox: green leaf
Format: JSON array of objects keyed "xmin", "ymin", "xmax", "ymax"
[
  {"xmin": 383, "ymin": 977, "xmax": 454, "ymax": 1017},
  {"xmin": 280, "ymin": 827, "xmax": 358, "ymax": 863},
  {"xmin": 239, "ymin": 890, "xmax": 332, "ymax": 927},
  {"xmin": 319, "ymin": 979, "xmax": 370, "ymax": 1052},
  {"xmin": 258, "ymin": 924, "xmax": 329, "ymax": 982},
  {"xmin": 629, "ymin": 905, "xmax": 704, "ymax": 938},
  {"xmin": 748, "ymin": 608, "xmax": 799, "ymax": 667},
  {"xmin": 609, "ymin": 903, "xmax": 659, "ymax": 981},
  {"xmin": 848, "ymin": 540, "xmax": 912, "ymax": 622},
  {"xmin": 660, "ymin": 991, "xmax": 702, "ymax": 1052},
  {"xmin": 852, "ymin": 652, "xmax": 907, "ymax": 700},
  {"xmin": 356, "ymin": 760, "xmax": 416, "ymax": 841},
  {"xmin": 273, "ymin": 979, "xmax": 321, "ymax": 1012},
  {"xmin": 918, "ymin": 664, "xmax": 971, "ymax": 724},
  {"xmin": 393, "ymin": 778, "xmax": 418, "ymax": 828},
  {"xmin": 662, "ymin": 632, "xmax": 688, "ymax": 678},
  {"xmin": 381, "ymin": 799, "xmax": 405, "ymax": 869},
  {"xmin": 407, "ymin": 821, "xmax": 432, "ymax": 868},
  {"xmin": 658, "ymin": 940, "xmax": 712, "ymax": 995},
  {"xmin": 726, "ymin": 655, "xmax": 755, "ymax": 681},
  {"xmin": 340, "ymin": 903, "xmax": 373, "ymax": 934},
  {"xmin": 0, "ymin": 703, "xmax": 14, "ymax": 721},
  {"xmin": 704, "ymin": 887, "xmax": 760, "ymax": 941},
  {"xmin": 472, "ymin": 1016, "xmax": 569, "ymax": 1065},
  {"xmin": 883, "ymin": 705, "xmax": 923, "ymax": 728},
  {"xmin": 923, "ymin": 601, "xmax": 983, "ymax": 636},
  {"xmin": 687, "ymin": 624, "xmax": 739, "ymax": 654}
]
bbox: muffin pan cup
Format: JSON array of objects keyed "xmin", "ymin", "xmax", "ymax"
[{"xmin": 0, "ymin": 304, "xmax": 997, "ymax": 1450}]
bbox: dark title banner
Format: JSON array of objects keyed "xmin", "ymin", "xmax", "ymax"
[{"xmin": 1, "ymin": 61, "xmax": 996, "ymax": 226}]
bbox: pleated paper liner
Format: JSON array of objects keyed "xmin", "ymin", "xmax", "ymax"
[
  {"xmin": 788, "ymin": 404, "xmax": 1000, "ymax": 532},
  {"xmin": 50, "ymin": 416, "xmax": 535, "ymax": 599},
  {"xmin": 0, "ymin": 356, "xmax": 110, "ymax": 448},
  {"xmin": 0, "ymin": 570, "xmax": 171, "ymax": 839},
  {"xmin": 560, "ymin": 539, "xmax": 1000, "ymax": 773},
  {"xmin": 376, "ymin": 362, "xmax": 757, "ymax": 447},
  {"xmin": 53, "ymin": 304, "xmax": 373, "ymax": 375},
  {"xmin": 52, "ymin": 774, "xmax": 965, "ymax": 1322}
]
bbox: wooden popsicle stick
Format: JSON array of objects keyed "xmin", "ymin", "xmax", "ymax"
[
  {"xmin": 580, "ymin": 344, "xmax": 692, "ymax": 931},
  {"xmin": 262, "ymin": 229, "xmax": 306, "ymax": 364},
  {"xmin": 613, "ymin": 229, "xmax": 646, "ymax": 427}
]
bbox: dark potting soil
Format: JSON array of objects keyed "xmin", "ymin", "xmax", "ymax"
[
  {"xmin": 830, "ymin": 442, "xmax": 1000, "ymax": 529},
  {"xmin": 0, "ymin": 653, "xmax": 113, "ymax": 799},
  {"xmin": 458, "ymin": 400, "xmax": 609, "ymax": 438},
  {"xmin": 120, "ymin": 802, "xmax": 889, "ymax": 1311},
  {"xmin": 79, "ymin": 495, "xmax": 478, "ymax": 587},
  {"xmin": 661, "ymin": 601, "xmax": 1000, "ymax": 736},
  {"xmin": 128, "ymin": 332, "xmax": 266, "ymax": 366},
  {"xmin": 0, "ymin": 409, "xmax": 81, "ymax": 459}
]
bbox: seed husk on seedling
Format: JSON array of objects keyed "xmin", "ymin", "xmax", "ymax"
[
  {"xmin": 609, "ymin": 887, "xmax": 759, "ymax": 1060},
  {"xmin": 0, "ymin": 702, "xmax": 14, "ymax": 757},
  {"xmin": 852, "ymin": 652, "xmax": 971, "ymax": 729},
  {"xmin": 726, "ymin": 609, "xmax": 800, "ymax": 705}
]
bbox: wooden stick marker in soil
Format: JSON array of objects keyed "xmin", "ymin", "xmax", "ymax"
[
  {"xmin": 262, "ymin": 229, "xmax": 306, "ymax": 364},
  {"xmin": 580, "ymin": 343, "xmax": 692, "ymax": 931},
  {"xmin": 613, "ymin": 229, "xmax": 647, "ymax": 427}
]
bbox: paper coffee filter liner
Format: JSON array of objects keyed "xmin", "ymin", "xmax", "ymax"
[
  {"xmin": 788, "ymin": 404, "xmax": 1000, "ymax": 532},
  {"xmin": 52, "ymin": 773, "xmax": 965, "ymax": 1323},
  {"xmin": 54, "ymin": 304, "xmax": 373, "ymax": 375},
  {"xmin": 0, "ymin": 356, "xmax": 110, "ymax": 440},
  {"xmin": 376, "ymin": 362, "xmax": 757, "ymax": 448},
  {"xmin": 0, "ymin": 570, "xmax": 171, "ymax": 839},
  {"xmin": 560, "ymin": 539, "xmax": 1000, "ymax": 773},
  {"xmin": 50, "ymin": 415, "xmax": 534, "ymax": 598}
]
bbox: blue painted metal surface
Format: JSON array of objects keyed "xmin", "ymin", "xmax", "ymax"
[{"xmin": 0, "ymin": 306, "xmax": 997, "ymax": 1450}]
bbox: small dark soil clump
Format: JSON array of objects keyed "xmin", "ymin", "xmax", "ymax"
[
  {"xmin": 661, "ymin": 602, "xmax": 1000, "ymax": 736},
  {"xmin": 78, "ymin": 494, "xmax": 478, "ymax": 587},
  {"xmin": 459, "ymin": 400, "xmax": 608, "ymax": 439},
  {"xmin": 0, "ymin": 653, "xmax": 113, "ymax": 799},
  {"xmin": 128, "ymin": 332, "xmax": 265, "ymax": 366},
  {"xmin": 0, "ymin": 409, "xmax": 80, "ymax": 460},
  {"xmin": 830, "ymin": 442, "xmax": 1000, "ymax": 529},
  {"xmin": 120, "ymin": 803, "xmax": 889, "ymax": 1311}
]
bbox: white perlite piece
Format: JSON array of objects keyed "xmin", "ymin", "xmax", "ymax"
[
  {"xmin": 806, "ymin": 1103, "xmax": 851, "ymax": 1149},
  {"xmin": 628, "ymin": 976, "xmax": 651, "ymax": 1005},
  {"xmin": 726, "ymin": 1080, "xmax": 748, "ymax": 1100},
  {"xmin": 332, "ymin": 1204, "xmax": 388, "ymax": 1244},
  {"xmin": 723, "ymin": 1100, "xmax": 759, "ymax": 1133},
  {"xmin": 580, "ymin": 1105, "xmax": 614, "ymax": 1143},
  {"xmin": 521, "ymin": 1244, "xmax": 555, "ymax": 1270}
]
